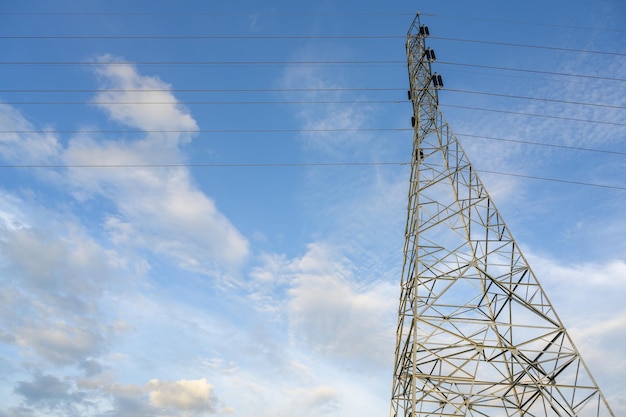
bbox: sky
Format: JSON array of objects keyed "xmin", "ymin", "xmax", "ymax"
[{"xmin": 0, "ymin": 0, "xmax": 624, "ymax": 416}]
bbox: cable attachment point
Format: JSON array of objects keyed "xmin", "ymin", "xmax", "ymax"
[
  {"xmin": 424, "ymin": 48, "xmax": 436, "ymax": 62},
  {"xmin": 432, "ymin": 73, "xmax": 444, "ymax": 89}
]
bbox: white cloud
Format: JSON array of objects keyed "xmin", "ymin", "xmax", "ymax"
[
  {"xmin": 16, "ymin": 323, "xmax": 104, "ymax": 365},
  {"xmin": 148, "ymin": 378, "xmax": 216, "ymax": 413},
  {"xmin": 0, "ymin": 103, "xmax": 60, "ymax": 164},
  {"xmin": 61, "ymin": 58, "xmax": 250, "ymax": 274},
  {"xmin": 92, "ymin": 54, "xmax": 198, "ymax": 136},
  {"xmin": 72, "ymin": 375, "xmax": 220, "ymax": 417},
  {"xmin": 250, "ymin": 243, "xmax": 396, "ymax": 369},
  {"xmin": 1, "ymin": 224, "xmax": 114, "ymax": 301},
  {"xmin": 0, "ymin": 191, "xmax": 132, "ymax": 368},
  {"xmin": 13, "ymin": 374, "xmax": 88, "ymax": 414},
  {"xmin": 288, "ymin": 268, "xmax": 395, "ymax": 367},
  {"xmin": 0, "ymin": 59, "xmax": 249, "ymax": 279}
]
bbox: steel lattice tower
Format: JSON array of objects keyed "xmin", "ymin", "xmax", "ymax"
[{"xmin": 389, "ymin": 13, "xmax": 615, "ymax": 417}]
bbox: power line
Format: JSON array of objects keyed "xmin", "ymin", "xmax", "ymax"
[
  {"xmin": 0, "ymin": 100, "xmax": 409, "ymax": 105},
  {"xmin": 0, "ymin": 128, "xmax": 413, "ymax": 134},
  {"xmin": 1, "ymin": 87, "xmax": 623, "ymax": 111},
  {"xmin": 444, "ymin": 104, "xmax": 626, "ymax": 127},
  {"xmin": 0, "ymin": 11, "xmax": 416, "ymax": 16},
  {"xmin": 478, "ymin": 170, "xmax": 626, "ymax": 191},
  {"xmin": 0, "ymin": 10, "xmax": 622, "ymax": 34},
  {"xmin": 0, "ymin": 87, "xmax": 406, "ymax": 93},
  {"xmin": 0, "ymin": 59, "xmax": 403, "ymax": 66},
  {"xmin": 456, "ymin": 133, "xmax": 626, "ymax": 157},
  {"xmin": 0, "ymin": 11, "xmax": 623, "ymax": 34},
  {"xmin": 2, "ymin": 127, "xmax": 624, "ymax": 158},
  {"xmin": 0, "ymin": 161, "xmax": 407, "ymax": 168},
  {"xmin": 0, "ymin": 59, "xmax": 622, "ymax": 83},
  {"xmin": 430, "ymin": 36, "xmax": 626, "ymax": 57},
  {"xmin": 5, "ymin": 102, "xmax": 625, "ymax": 127},
  {"xmin": 0, "ymin": 160, "xmax": 623, "ymax": 191},
  {"xmin": 2, "ymin": 35, "xmax": 407, "ymax": 39},
  {"xmin": 4, "ymin": 94, "xmax": 624, "ymax": 112},
  {"xmin": 0, "ymin": 35, "xmax": 404, "ymax": 40},
  {"xmin": 424, "ymin": 13, "xmax": 626, "ymax": 34},
  {"xmin": 1, "ymin": 34, "xmax": 622, "ymax": 57},
  {"xmin": 436, "ymin": 61, "xmax": 626, "ymax": 82},
  {"xmin": 445, "ymin": 89, "xmax": 626, "ymax": 110}
]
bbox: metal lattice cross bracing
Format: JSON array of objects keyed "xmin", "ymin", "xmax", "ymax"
[{"xmin": 389, "ymin": 13, "xmax": 615, "ymax": 417}]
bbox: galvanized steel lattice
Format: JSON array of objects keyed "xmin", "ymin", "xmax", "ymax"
[{"xmin": 389, "ymin": 13, "xmax": 615, "ymax": 417}]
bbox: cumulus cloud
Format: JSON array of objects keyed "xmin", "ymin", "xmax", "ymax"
[
  {"xmin": 1, "ymin": 57, "xmax": 249, "ymax": 277},
  {"xmin": 15, "ymin": 375, "xmax": 83, "ymax": 406},
  {"xmin": 61, "ymin": 57, "xmax": 249, "ymax": 274},
  {"xmin": 0, "ymin": 191, "xmax": 129, "ymax": 368},
  {"xmin": 12, "ymin": 374, "xmax": 89, "ymax": 416},
  {"xmin": 16, "ymin": 323, "xmax": 104, "ymax": 365},
  {"xmin": 251, "ymin": 243, "xmax": 396, "ymax": 369},
  {"xmin": 1, "ymin": 225, "xmax": 114, "ymax": 306},
  {"xmin": 92, "ymin": 54, "xmax": 198, "ymax": 136},
  {"xmin": 0, "ymin": 103, "xmax": 60, "ymax": 164},
  {"xmin": 288, "ymin": 269, "xmax": 395, "ymax": 367},
  {"xmin": 148, "ymin": 378, "xmax": 216, "ymax": 414},
  {"xmin": 71, "ymin": 376, "xmax": 219, "ymax": 417}
]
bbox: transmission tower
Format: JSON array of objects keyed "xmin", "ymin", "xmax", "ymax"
[{"xmin": 389, "ymin": 13, "xmax": 615, "ymax": 417}]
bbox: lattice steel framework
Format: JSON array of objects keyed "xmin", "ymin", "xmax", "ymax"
[{"xmin": 389, "ymin": 13, "xmax": 615, "ymax": 417}]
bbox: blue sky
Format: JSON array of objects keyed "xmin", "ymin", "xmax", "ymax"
[{"xmin": 0, "ymin": 0, "xmax": 624, "ymax": 416}]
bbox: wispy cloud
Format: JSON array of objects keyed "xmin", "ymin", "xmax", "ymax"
[{"xmin": 0, "ymin": 104, "xmax": 61, "ymax": 164}]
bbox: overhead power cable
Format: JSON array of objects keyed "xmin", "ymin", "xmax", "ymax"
[
  {"xmin": 4, "ymin": 94, "xmax": 624, "ymax": 111},
  {"xmin": 0, "ymin": 160, "xmax": 623, "ymax": 191},
  {"xmin": 2, "ymin": 35, "xmax": 405, "ymax": 39},
  {"xmin": 442, "ymin": 104, "xmax": 626, "ymax": 127},
  {"xmin": 477, "ymin": 170, "xmax": 626, "ymax": 191},
  {"xmin": 0, "ymin": 162, "xmax": 406, "ymax": 168},
  {"xmin": 2, "ymin": 127, "xmax": 624, "ymax": 158},
  {"xmin": 0, "ymin": 60, "xmax": 622, "ymax": 83},
  {"xmin": 1, "ymin": 34, "xmax": 622, "ymax": 57},
  {"xmin": 430, "ymin": 36, "xmax": 626, "ymax": 57},
  {"xmin": 424, "ymin": 13, "xmax": 626, "ymax": 33},
  {"xmin": 456, "ymin": 133, "xmax": 626, "ymax": 157},
  {"xmin": 0, "ymin": 10, "xmax": 623, "ymax": 33},
  {"xmin": 0, "ymin": 128, "xmax": 413, "ymax": 134},
  {"xmin": 6, "ymin": 102, "xmax": 625, "ymax": 127},
  {"xmin": 0, "ymin": 12, "xmax": 417, "ymax": 16},
  {"xmin": 0, "ymin": 87, "xmax": 406, "ymax": 93},
  {"xmin": 0, "ymin": 99, "xmax": 409, "ymax": 105},
  {"xmin": 444, "ymin": 89, "xmax": 626, "ymax": 110},
  {"xmin": 0, "ymin": 59, "xmax": 402, "ymax": 66},
  {"xmin": 3, "ymin": 99, "xmax": 626, "ymax": 128},
  {"xmin": 1, "ymin": 10, "xmax": 623, "ymax": 33},
  {"xmin": 436, "ymin": 62, "xmax": 626, "ymax": 82},
  {"xmin": 2, "ymin": 128, "xmax": 625, "ymax": 158},
  {"xmin": 1, "ymin": 87, "xmax": 623, "ymax": 110}
]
